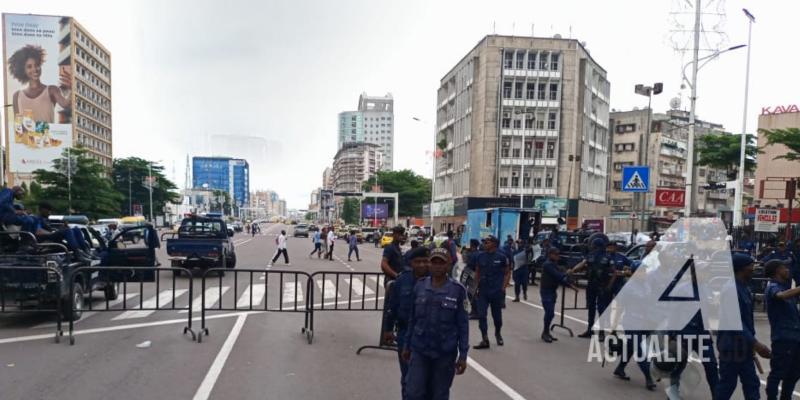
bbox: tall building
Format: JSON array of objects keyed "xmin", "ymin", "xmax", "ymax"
[
  {"xmin": 192, "ymin": 156, "xmax": 250, "ymax": 207},
  {"xmin": 3, "ymin": 13, "xmax": 113, "ymax": 184},
  {"xmin": 432, "ymin": 35, "xmax": 610, "ymax": 230},
  {"xmin": 755, "ymin": 106, "xmax": 800, "ymax": 206},
  {"xmin": 322, "ymin": 167, "xmax": 333, "ymax": 190},
  {"xmin": 332, "ymin": 142, "xmax": 382, "ymax": 194},
  {"xmin": 338, "ymin": 92, "xmax": 394, "ymax": 170}
]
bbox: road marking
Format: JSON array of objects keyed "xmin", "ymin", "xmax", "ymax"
[
  {"xmin": 112, "ymin": 289, "xmax": 188, "ymax": 320},
  {"xmin": 233, "ymin": 238, "xmax": 253, "ymax": 246},
  {"xmin": 316, "ymin": 279, "xmax": 339, "ymax": 300},
  {"xmin": 236, "ymin": 284, "xmax": 266, "ymax": 309},
  {"xmin": 467, "ymin": 357, "xmax": 527, "ymax": 400},
  {"xmin": 282, "ymin": 281, "xmax": 304, "ymax": 304},
  {"xmin": 192, "ymin": 314, "xmax": 247, "ymax": 400},
  {"xmin": 180, "ymin": 287, "xmax": 230, "ymax": 314},
  {"xmin": 344, "ymin": 277, "xmax": 375, "ymax": 296},
  {"xmin": 32, "ymin": 294, "xmax": 140, "ymax": 329}
]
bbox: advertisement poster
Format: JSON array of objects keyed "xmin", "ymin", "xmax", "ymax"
[
  {"xmin": 362, "ymin": 203, "xmax": 388, "ymax": 219},
  {"xmin": 655, "ymin": 188, "xmax": 685, "ymax": 208},
  {"xmin": 755, "ymin": 209, "xmax": 779, "ymax": 233},
  {"xmin": 3, "ymin": 14, "xmax": 73, "ymax": 174},
  {"xmin": 534, "ymin": 197, "xmax": 567, "ymax": 217}
]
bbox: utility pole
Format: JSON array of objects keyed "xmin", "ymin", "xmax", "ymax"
[
  {"xmin": 684, "ymin": 0, "xmax": 702, "ymax": 218},
  {"xmin": 128, "ymin": 167, "xmax": 132, "ymax": 215},
  {"xmin": 734, "ymin": 9, "xmax": 755, "ymax": 227}
]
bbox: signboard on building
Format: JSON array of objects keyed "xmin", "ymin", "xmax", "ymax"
[
  {"xmin": 431, "ymin": 200, "xmax": 454, "ymax": 217},
  {"xmin": 582, "ymin": 219, "xmax": 604, "ymax": 232},
  {"xmin": 3, "ymin": 14, "xmax": 74, "ymax": 174},
  {"xmin": 534, "ymin": 197, "xmax": 567, "ymax": 217},
  {"xmin": 761, "ymin": 104, "xmax": 799, "ymax": 115},
  {"xmin": 755, "ymin": 209, "xmax": 779, "ymax": 232},
  {"xmin": 362, "ymin": 203, "xmax": 388, "ymax": 219},
  {"xmin": 655, "ymin": 188, "xmax": 685, "ymax": 207}
]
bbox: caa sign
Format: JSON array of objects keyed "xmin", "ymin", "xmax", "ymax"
[
  {"xmin": 761, "ymin": 104, "xmax": 800, "ymax": 115},
  {"xmin": 655, "ymin": 188, "xmax": 685, "ymax": 208}
]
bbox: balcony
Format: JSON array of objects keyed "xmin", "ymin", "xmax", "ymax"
[
  {"xmin": 502, "ymin": 68, "xmax": 561, "ymax": 80},
  {"xmin": 501, "ymin": 99, "xmax": 560, "ymax": 109},
  {"xmin": 501, "ymin": 128, "xmax": 558, "ymax": 138},
  {"xmin": 499, "ymin": 158, "xmax": 557, "ymax": 167}
]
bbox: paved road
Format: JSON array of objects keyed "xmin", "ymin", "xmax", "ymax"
[{"xmin": 0, "ymin": 223, "xmax": 794, "ymax": 399}]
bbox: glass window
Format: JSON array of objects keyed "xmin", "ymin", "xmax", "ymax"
[
  {"xmin": 537, "ymin": 83, "xmax": 546, "ymax": 100},
  {"xmin": 545, "ymin": 173, "xmax": 554, "ymax": 187},
  {"xmin": 513, "ymin": 119, "xmax": 522, "ymax": 129},
  {"xmin": 546, "ymin": 142, "xmax": 555, "ymax": 158},
  {"xmin": 548, "ymin": 112, "xmax": 557, "ymax": 129},
  {"xmin": 550, "ymin": 53, "xmax": 560, "ymax": 70},
  {"xmin": 549, "ymin": 83, "xmax": 559, "ymax": 101},
  {"xmin": 524, "ymin": 116, "xmax": 534, "ymax": 129},
  {"xmin": 512, "ymin": 148, "xmax": 520, "ymax": 157},
  {"xmin": 534, "ymin": 141, "xmax": 544, "ymax": 158},
  {"xmin": 526, "ymin": 83, "xmax": 535, "ymax": 100},
  {"xmin": 527, "ymin": 53, "xmax": 536, "ymax": 69},
  {"xmin": 511, "ymin": 176, "xmax": 519, "ymax": 187},
  {"xmin": 523, "ymin": 176, "xmax": 531, "ymax": 188},
  {"xmin": 514, "ymin": 82, "xmax": 523, "ymax": 98},
  {"xmin": 516, "ymin": 51, "xmax": 525, "ymax": 69},
  {"xmin": 504, "ymin": 52, "xmax": 513, "ymax": 68},
  {"xmin": 503, "ymin": 82, "xmax": 512, "ymax": 98},
  {"xmin": 500, "ymin": 177, "xmax": 509, "ymax": 187},
  {"xmin": 539, "ymin": 53, "xmax": 549, "ymax": 70}
]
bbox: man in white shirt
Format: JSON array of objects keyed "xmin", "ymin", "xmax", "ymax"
[
  {"xmin": 326, "ymin": 227, "xmax": 336, "ymax": 261},
  {"xmin": 270, "ymin": 230, "xmax": 290, "ymax": 266}
]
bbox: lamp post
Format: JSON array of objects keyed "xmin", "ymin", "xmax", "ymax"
[
  {"xmin": 633, "ymin": 82, "xmax": 663, "ymax": 232},
  {"xmin": 147, "ymin": 160, "xmax": 163, "ymax": 224},
  {"xmin": 734, "ymin": 9, "xmax": 755, "ymax": 227},
  {"xmin": 514, "ymin": 108, "xmax": 535, "ymax": 208},
  {"xmin": 1, "ymin": 104, "xmax": 12, "ymax": 187},
  {"xmin": 413, "ymin": 116, "xmax": 436, "ymax": 232}
]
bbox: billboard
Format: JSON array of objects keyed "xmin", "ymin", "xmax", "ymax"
[
  {"xmin": 755, "ymin": 209, "xmax": 779, "ymax": 233},
  {"xmin": 534, "ymin": 197, "xmax": 567, "ymax": 217},
  {"xmin": 362, "ymin": 203, "xmax": 388, "ymax": 219},
  {"xmin": 655, "ymin": 188, "xmax": 685, "ymax": 208},
  {"xmin": 3, "ymin": 14, "xmax": 73, "ymax": 174}
]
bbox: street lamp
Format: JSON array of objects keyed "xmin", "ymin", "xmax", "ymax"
[
  {"xmin": 147, "ymin": 160, "xmax": 162, "ymax": 224},
  {"xmin": 413, "ymin": 116, "xmax": 436, "ymax": 232},
  {"xmin": 734, "ymin": 9, "xmax": 755, "ymax": 227},
  {"xmin": 633, "ymin": 82, "xmax": 662, "ymax": 233},
  {"xmin": 514, "ymin": 108, "xmax": 535, "ymax": 208}
]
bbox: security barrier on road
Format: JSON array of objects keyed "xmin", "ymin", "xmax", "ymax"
[
  {"xmin": 356, "ymin": 279, "xmax": 396, "ymax": 355},
  {"xmin": 0, "ymin": 265, "xmax": 65, "ymax": 342},
  {"xmin": 551, "ymin": 272, "xmax": 588, "ymax": 337},
  {"xmin": 198, "ymin": 268, "xmax": 312, "ymax": 343},
  {"xmin": 68, "ymin": 266, "xmax": 197, "ymax": 345}
]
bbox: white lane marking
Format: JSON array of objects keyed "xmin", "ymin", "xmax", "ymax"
[
  {"xmin": 236, "ymin": 284, "xmax": 266, "ymax": 308},
  {"xmin": 32, "ymin": 294, "xmax": 140, "ymax": 329},
  {"xmin": 192, "ymin": 314, "xmax": 248, "ymax": 400},
  {"xmin": 316, "ymin": 279, "xmax": 339, "ymax": 301},
  {"xmin": 112, "ymin": 289, "xmax": 188, "ymax": 320},
  {"xmin": 180, "ymin": 287, "xmax": 230, "ymax": 314},
  {"xmin": 467, "ymin": 357, "xmax": 527, "ymax": 400},
  {"xmin": 282, "ymin": 281, "xmax": 304, "ymax": 305},
  {"xmin": 233, "ymin": 238, "xmax": 253, "ymax": 246},
  {"xmin": 344, "ymin": 277, "xmax": 375, "ymax": 296}
]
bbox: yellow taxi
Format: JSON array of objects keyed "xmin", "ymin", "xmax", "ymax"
[{"xmin": 380, "ymin": 232, "xmax": 394, "ymax": 248}]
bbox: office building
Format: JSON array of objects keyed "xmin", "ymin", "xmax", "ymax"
[
  {"xmin": 192, "ymin": 156, "xmax": 250, "ymax": 207},
  {"xmin": 338, "ymin": 93, "xmax": 394, "ymax": 170},
  {"xmin": 755, "ymin": 107, "xmax": 800, "ymax": 206},
  {"xmin": 331, "ymin": 142, "xmax": 382, "ymax": 193},
  {"xmin": 431, "ymin": 35, "xmax": 610, "ymax": 230}
]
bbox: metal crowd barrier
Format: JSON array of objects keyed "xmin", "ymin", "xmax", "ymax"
[
  {"xmin": 551, "ymin": 272, "xmax": 588, "ymax": 337},
  {"xmin": 356, "ymin": 279, "xmax": 396, "ymax": 355},
  {"xmin": 0, "ymin": 265, "xmax": 65, "ymax": 343},
  {"xmin": 68, "ymin": 266, "xmax": 196, "ymax": 345},
  {"xmin": 199, "ymin": 268, "xmax": 311, "ymax": 344}
]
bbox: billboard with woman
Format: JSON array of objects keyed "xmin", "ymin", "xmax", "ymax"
[{"xmin": 3, "ymin": 13, "xmax": 73, "ymax": 174}]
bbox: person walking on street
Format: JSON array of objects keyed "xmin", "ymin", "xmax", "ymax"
[
  {"xmin": 326, "ymin": 226, "xmax": 336, "ymax": 261},
  {"xmin": 402, "ymin": 248, "xmax": 469, "ymax": 400},
  {"xmin": 512, "ymin": 240, "xmax": 529, "ymax": 302},
  {"xmin": 763, "ymin": 259, "xmax": 800, "ymax": 400},
  {"xmin": 270, "ymin": 230, "xmax": 290, "ymax": 266},
  {"xmin": 473, "ymin": 235, "xmax": 511, "ymax": 349},
  {"xmin": 539, "ymin": 248, "xmax": 576, "ymax": 342},
  {"xmin": 347, "ymin": 230, "xmax": 361, "ymax": 262},
  {"xmin": 570, "ymin": 238, "xmax": 617, "ymax": 339},
  {"xmin": 309, "ymin": 229, "xmax": 322, "ymax": 258}
]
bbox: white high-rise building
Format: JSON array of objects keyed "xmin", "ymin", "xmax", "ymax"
[{"xmin": 338, "ymin": 92, "xmax": 394, "ymax": 170}]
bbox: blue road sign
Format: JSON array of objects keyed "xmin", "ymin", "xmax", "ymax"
[{"xmin": 621, "ymin": 166, "xmax": 650, "ymax": 192}]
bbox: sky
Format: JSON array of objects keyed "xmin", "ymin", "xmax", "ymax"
[{"xmin": 2, "ymin": 0, "xmax": 799, "ymax": 209}]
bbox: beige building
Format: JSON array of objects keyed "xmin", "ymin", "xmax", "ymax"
[
  {"xmin": 331, "ymin": 142, "xmax": 382, "ymax": 194},
  {"xmin": 755, "ymin": 109, "xmax": 800, "ymax": 206},
  {"xmin": 433, "ymin": 35, "xmax": 611, "ymax": 231}
]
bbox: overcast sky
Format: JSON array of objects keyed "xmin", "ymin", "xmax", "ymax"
[{"xmin": 3, "ymin": 0, "xmax": 799, "ymax": 209}]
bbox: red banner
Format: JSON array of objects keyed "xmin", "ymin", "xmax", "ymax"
[{"xmin": 655, "ymin": 188, "xmax": 685, "ymax": 208}]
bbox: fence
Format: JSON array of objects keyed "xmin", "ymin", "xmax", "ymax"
[
  {"xmin": 67, "ymin": 266, "xmax": 196, "ymax": 345},
  {"xmin": 356, "ymin": 279, "xmax": 396, "ymax": 355},
  {"xmin": 198, "ymin": 268, "xmax": 311, "ymax": 343},
  {"xmin": 0, "ymin": 265, "xmax": 65, "ymax": 343},
  {"xmin": 551, "ymin": 272, "xmax": 588, "ymax": 337}
]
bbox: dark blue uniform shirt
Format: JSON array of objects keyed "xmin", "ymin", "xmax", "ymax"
[
  {"xmin": 540, "ymin": 260, "xmax": 569, "ymax": 295},
  {"xmin": 761, "ymin": 250, "xmax": 795, "ymax": 265},
  {"xmin": 717, "ymin": 280, "xmax": 756, "ymax": 353},
  {"xmin": 608, "ymin": 252, "xmax": 631, "ymax": 292},
  {"xmin": 765, "ymin": 280, "xmax": 800, "ymax": 343},
  {"xmin": 382, "ymin": 242, "xmax": 405, "ymax": 277},
  {"xmin": 586, "ymin": 250, "xmax": 614, "ymax": 288},
  {"xmin": 384, "ymin": 268, "xmax": 420, "ymax": 332},
  {"xmin": 476, "ymin": 250, "xmax": 509, "ymax": 294},
  {"xmin": 404, "ymin": 276, "xmax": 469, "ymax": 361}
]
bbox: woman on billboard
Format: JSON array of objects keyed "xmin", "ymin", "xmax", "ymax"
[{"xmin": 8, "ymin": 44, "xmax": 72, "ymax": 123}]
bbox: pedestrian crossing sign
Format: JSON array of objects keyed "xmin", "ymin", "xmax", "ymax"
[{"xmin": 621, "ymin": 166, "xmax": 649, "ymax": 192}]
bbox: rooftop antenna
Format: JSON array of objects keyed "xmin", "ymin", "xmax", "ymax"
[
  {"xmin": 569, "ymin": 25, "xmax": 573, "ymax": 38},
  {"xmin": 492, "ymin": 21, "xmax": 496, "ymax": 34},
  {"xmin": 512, "ymin": 22, "xmax": 515, "ymax": 36},
  {"xmin": 531, "ymin": 24, "xmax": 534, "ymax": 37}
]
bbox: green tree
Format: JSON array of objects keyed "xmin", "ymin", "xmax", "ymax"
[
  {"xmin": 210, "ymin": 190, "xmax": 233, "ymax": 216},
  {"xmin": 697, "ymin": 133, "xmax": 758, "ymax": 180},
  {"xmin": 341, "ymin": 198, "xmax": 360, "ymax": 225},
  {"xmin": 31, "ymin": 148, "xmax": 123, "ymax": 219},
  {"xmin": 362, "ymin": 169, "xmax": 431, "ymax": 217},
  {"xmin": 112, "ymin": 157, "xmax": 179, "ymax": 216},
  {"xmin": 760, "ymin": 127, "xmax": 800, "ymax": 161}
]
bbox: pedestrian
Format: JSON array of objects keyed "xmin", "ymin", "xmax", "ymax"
[
  {"xmin": 715, "ymin": 254, "xmax": 772, "ymax": 400},
  {"xmin": 463, "ymin": 239, "xmax": 481, "ymax": 320},
  {"xmin": 539, "ymin": 247, "xmax": 576, "ymax": 342},
  {"xmin": 764, "ymin": 259, "xmax": 800, "ymax": 400},
  {"xmin": 383, "ymin": 246, "xmax": 431, "ymax": 399},
  {"xmin": 321, "ymin": 227, "xmax": 329, "ymax": 258},
  {"xmin": 347, "ymin": 230, "xmax": 361, "ymax": 262},
  {"xmin": 401, "ymin": 248, "xmax": 468, "ymax": 400},
  {"xmin": 324, "ymin": 226, "xmax": 336, "ymax": 261},
  {"xmin": 251, "ymin": 222, "xmax": 257, "ymax": 237},
  {"xmin": 245, "ymin": 223, "xmax": 251, "ymax": 235},
  {"xmin": 473, "ymin": 235, "xmax": 511, "ymax": 349},
  {"xmin": 442, "ymin": 230, "xmax": 459, "ymax": 269},
  {"xmin": 309, "ymin": 228, "xmax": 322, "ymax": 258},
  {"xmin": 571, "ymin": 238, "xmax": 617, "ymax": 339},
  {"xmin": 511, "ymin": 241, "xmax": 529, "ymax": 302},
  {"xmin": 269, "ymin": 230, "xmax": 290, "ymax": 266},
  {"xmin": 381, "ymin": 226, "xmax": 406, "ymax": 282},
  {"xmin": 375, "ymin": 227, "xmax": 383, "ymax": 248}
]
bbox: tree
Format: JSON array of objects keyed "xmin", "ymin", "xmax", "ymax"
[
  {"xmin": 30, "ymin": 148, "xmax": 123, "ymax": 219},
  {"xmin": 362, "ymin": 169, "xmax": 431, "ymax": 217},
  {"xmin": 341, "ymin": 198, "xmax": 360, "ymax": 225},
  {"xmin": 112, "ymin": 157, "xmax": 179, "ymax": 216},
  {"xmin": 760, "ymin": 127, "xmax": 800, "ymax": 161},
  {"xmin": 211, "ymin": 190, "xmax": 233, "ymax": 216},
  {"xmin": 697, "ymin": 133, "xmax": 758, "ymax": 180}
]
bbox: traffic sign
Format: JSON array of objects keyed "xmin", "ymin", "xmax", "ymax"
[
  {"xmin": 622, "ymin": 166, "xmax": 650, "ymax": 192},
  {"xmin": 630, "ymin": 212, "xmax": 637, "ymax": 220}
]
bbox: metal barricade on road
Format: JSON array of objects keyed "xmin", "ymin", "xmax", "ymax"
[
  {"xmin": 0, "ymin": 265, "xmax": 64, "ymax": 343},
  {"xmin": 356, "ymin": 279, "xmax": 396, "ymax": 355},
  {"xmin": 551, "ymin": 272, "xmax": 588, "ymax": 337},
  {"xmin": 198, "ymin": 268, "xmax": 312, "ymax": 344}
]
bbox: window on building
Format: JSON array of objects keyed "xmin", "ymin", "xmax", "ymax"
[
  {"xmin": 546, "ymin": 142, "xmax": 555, "ymax": 158},
  {"xmin": 502, "ymin": 114, "xmax": 511, "ymax": 128},
  {"xmin": 549, "ymin": 83, "xmax": 559, "ymax": 101},
  {"xmin": 526, "ymin": 83, "xmax": 535, "ymax": 100},
  {"xmin": 524, "ymin": 141, "xmax": 532, "ymax": 158},
  {"xmin": 523, "ymin": 175, "xmax": 531, "ymax": 188},
  {"xmin": 699, "ymin": 168, "xmax": 706, "ymax": 177},
  {"xmin": 613, "ymin": 181, "xmax": 622, "ymax": 190},
  {"xmin": 516, "ymin": 51, "xmax": 525, "ymax": 69},
  {"xmin": 534, "ymin": 141, "xmax": 544, "ymax": 158},
  {"xmin": 545, "ymin": 172, "xmax": 554, "ymax": 188},
  {"xmin": 512, "ymin": 148, "xmax": 520, "ymax": 157},
  {"xmin": 550, "ymin": 54, "xmax": 560, "ymax": 70},
  {"xmin": 534, "ymin": 175, "xmax": 542, "ymax": 188},
  {"xmin": 539, "ymin": 53, "xmax": 549, "ymax": 70},
  {"xmin": 547, "ymin": 112, "xmax": 557, "ymax": 130},
  {"xmin": 525, "ymin": 116, "xmax": 534, "ymax": 129},
  {"xmin": 504, "ymin": 52, "xmax": 513, "ymax": 68},
  {"xmin": 527, "ymin": 53, "xmax": 536, "ymax": 69},
  {"xmin": 500, "ymin": 177, "xmax": 509, "ymax": 187},
  {"xmin": 513, "ymin": 119, "xmax": 522, "ymax": 129},
  {"xmin": 501, "ymin": 141, "xmax": 510, "ymax": 157},
  {"xmin": 511, "ymin": 175, "xmax": 520, "ymax": 187},
  {"xmin": 536, "ymin": 113, "xmax": 545, "ymax": 129},
  {"xmin": 614, "ymin": 143, "xmax": 635, "ymax": 152},
  {"xmin": 514, "ymin": 82, "xmax": 523, "ymax": 98},
  {"xmin": 503, "ymin": 82, "xmax": 512, "ymax": 98},
  {"xmin": 537, "ymin": 83, "xmax": 546, "ymax": 100}
]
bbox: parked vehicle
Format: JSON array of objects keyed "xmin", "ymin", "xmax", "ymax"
[
  {"xmin": 293, "ymin": 224, "xmax": 310, "ymax": 238},
  {"xmin": 119, "ymin": 216, "xmax": 147, "ymax": 244},
  {"xmin": 361, "ymin": 227, "xmax": 378, "ymax": 242},
  {"xmin": 380, "ymin": 232, "xmax": 394, "ymax": 248},
  {"xmin": 165, "ymin": 216, "xmax": 236, "ymax": 274}
]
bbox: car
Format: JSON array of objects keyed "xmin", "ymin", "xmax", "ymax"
[
  {"xmin": 408, "ymin": 225, "xmax": 422, "ymax": 237},
  {"xmin": 308, "ymin": 224, "xmax": 319, "ymax": 232},
  {"xmin": 231, "ymin": 221, "xmax": 244, "ymax": 233},
  {"xmin": 293, "ymin": 224, "xmax": 310, "ymax": 238},
  {"xmin": 380, "ymin": 232, "xmax": 394, "ymax": 248},
  {"xmin": 361, "ymin": 227, "xmax": 378, "ymax": 242}
]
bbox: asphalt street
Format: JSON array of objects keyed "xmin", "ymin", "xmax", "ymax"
[{"xmin": 0, "ymin": 223, "xmax": 795, "ymax": 400}]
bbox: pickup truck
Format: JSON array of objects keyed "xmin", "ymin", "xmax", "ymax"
[{"xmin": 166, "ymin": 216, "xmax": 236, "ymax": 274}]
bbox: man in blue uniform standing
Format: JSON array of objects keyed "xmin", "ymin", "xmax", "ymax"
[
  {"xmin": 511, "ymin": 241, "xmax": 529, "ymax": 302},
  {"xmin": 571, "ymin": 238, "xmax": 616, "ymax": 338},
  {"xmin": 715, "ymin": 254, "xmax": 772, "ymax": 400},
  {"xmin": 606, "ymin": 241, "xmax": 632, "ymax": 297},
  {"xmin": 347, "ymin": 230, "xmax": 361, "ymax": 262},
  {"xmin": 539, "ymin": 247, "xmax": 576, "ymax": 342},
  {"xmin": 473, "ymin": 235, "xmax": 511, "ymax": 349},
  {"xmin": 761, "ymin": 242, "xmax": 796, "ymax": 287},
  {"xmin": 384, "ymin": 246, "xmax": 430, "ymax": 399},
  {"xmin": 764, "ymin": 259, "xmax": 800, "ymax": 400},
  {"xmin": 381, "ymin": 226, "xmax": 406, "ymax": 283},
  {"xmin": 402, "ymin": 248, "xmax": 469, "ymax": 400}
]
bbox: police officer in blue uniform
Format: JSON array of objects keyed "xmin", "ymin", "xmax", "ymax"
[
  {"xmin": 463, "ymin": 239, "xmax": 481, "ymax": 320},
  {"xmin": 402, "ymin": 248, "xmax": 469, "ymax": 400},
  {"xmin": 539, "ymin": 247, "xmax": 576, "ymax": 342},
  {"xmin": 606, "ymin": 241, "xmax": 632, "ymax": 297},
  {"xmin": 571, "ymin": 238, "xmax": 617, "ymax": 338},
  {"xmin": 761, "ymin": 242, "xmax": 797, "ymax": 287},
  {"xmin": 382, "ymin": 226, "xmax": 407, "ymax": 283},
  {"xmin": 764, "ymin": 259, "xmax": 800, "ymax": 400},
  {"xmin": 384, "ymin": 247, "xmax": 431, "ymax": 399},
  {"xmin": 473, "ymin": 235, "xmax": 511, "ymax": 349},
  {"xmin": 715, "ymin": 254, "xmax": 772, "ymax": 400}
]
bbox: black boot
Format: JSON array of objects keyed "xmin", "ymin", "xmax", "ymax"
[
  {"xmin": 613, "ymin": 365, "xmax": 631, "ymax": 381},
  {"xmin": 495, "ymin": 333, "xmax": 504, "ymax": 346},
  {"xmin": 645, "ymin": 377, "xmax": 657, "ymax": 391},
  {"xmin": 541, "ymin": 332, "xmax": 553, "ymax": 343},
  {"xmin": 577, "ymin": 330, "xmax": 593, "ymax": 339},
  {"xmin": 512, "ymin": 297, "xmax": 520, "ymax": 302},
  {"xmin": 473, "ymin": 337, "xmax": 490, "ymax": 349}
]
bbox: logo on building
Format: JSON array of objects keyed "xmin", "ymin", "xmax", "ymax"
[
  {"xmin": 655, "ymin": 188, "xmax": 685, "ymax": 207},
  {"xmin": 761, "ymin": 104, "xmax": 800, "ymax": 115}
]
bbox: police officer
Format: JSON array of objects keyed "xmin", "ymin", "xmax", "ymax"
[
  {"xmin": 606, "ymin": 241, "xmax": 632, "ymax": 297},
  {"xmin": 381, "ymin": 226, "xmax": 406, "ymax": 283},
  {"xmin": 764, "ymin": 259, "xmax": 800, "ymax": 400},
  {"xmin": 540, "ymin": 247, "xmax": 576, "ymax": 342},
  {"xmin": 715, "ymin": 254, "xmax": 772, "ymax": 400},
  {"xmin": 761, "ymin": 242, "xmax": 796, "ymax": 286},
  {"xmin": 402, "ymin": 248, "xmax": 469, "ymax": 400},
  {"xmin": 463, "ymin": 239, "xmax": 481, "ymax": 320},
  {"xmin": 571, "ymin": 238, "xmax": 617, "ymax": 338},
  {"xmin": 384, "ymin": 246, "xmax": 430, "ymax": 399},
  {"xmin": 473, "ymin": 235, "xmax": 511, "ymax": 349},
  {"xmin": 512, "ymin": 241, "xmax": 529, "ymax": 302}
]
